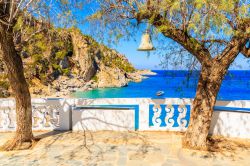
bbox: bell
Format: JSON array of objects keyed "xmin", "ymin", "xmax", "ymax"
[{"xmin": 137, "ymin": 30, "xmax": 155, "ymax": 51}]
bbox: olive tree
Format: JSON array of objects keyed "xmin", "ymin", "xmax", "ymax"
[
  {"xmin": 90, "ymin": 0, "xmax": 250, "ymax": 149},
  {"xmin": 0, "ymin": 0, "xmax": 82, "ymax": 151}
]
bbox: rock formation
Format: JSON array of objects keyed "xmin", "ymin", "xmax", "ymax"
[{"xmin": 0, "ymin": 20, "xmax": 155, "ymax": 97}]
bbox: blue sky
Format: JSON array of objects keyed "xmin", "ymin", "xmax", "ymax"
[
  {"xmin": 112, "ymin": 39, "xmax": 250, "ymax": 70},
  {"xmin": 76, "ymin": 3, "xmax": 250, "ymax": 70},
  {"xmin": 113, "ymin": 39, "xmax": 162, "ymax": 70}
]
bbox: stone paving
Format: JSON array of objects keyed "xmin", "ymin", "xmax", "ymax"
[{"xmin": 0, "ymin": 131, "xmax": 249, "ymax": 166}]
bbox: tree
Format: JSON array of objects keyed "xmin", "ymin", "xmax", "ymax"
[
  {"xmin": 90, "ymin": 0, "xmax": 250, "ymax": 149},
  {"xmin": 0, "ymin": 0, "xmax": 83, "ymax": 151}
]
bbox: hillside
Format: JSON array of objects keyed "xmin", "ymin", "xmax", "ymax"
[{"xmin": 0, "ymin": 17, "xmax": 147, "ymax": 98}]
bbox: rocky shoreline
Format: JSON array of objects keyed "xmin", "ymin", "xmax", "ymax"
[
  {"xmin": 0, "ymin": 24, "xmax": 157, "ymax": 98},
  {"xmin": 31, "ymin": 70, "xmax": 156, "ymax": 98}
]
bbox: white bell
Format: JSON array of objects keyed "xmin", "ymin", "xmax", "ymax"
[{"xmin": 137, "ymin": 30, "xmax": 155, "ymax": 51}]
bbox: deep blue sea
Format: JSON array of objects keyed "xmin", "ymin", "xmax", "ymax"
[{"xmin": 73, "ymin": 70, "xmax": 250, "ymax": 100}]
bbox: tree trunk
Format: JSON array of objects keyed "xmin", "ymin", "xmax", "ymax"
[
  {"xmin": 182, "ymin": 64, "xmax": 227, "ymax": 150},
  {"xmin": 0, "ymin": 24, "xmax": 34, "ymax": 151}
]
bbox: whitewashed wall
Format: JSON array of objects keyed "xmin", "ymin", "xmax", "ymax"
[
  {"xmin": 0, "ymin": 98, "xmax": 72, "ymax": 131},
  {"xmin": 0, "ymin": 98, "xmax": 250, "ymax": 139},
  {"xmin": 72, "ymin": 98, "xmax": 193, "ymax": 131},
  {"xmin": 209, "ymin": 111, "xmax": 250, "ymax": 138},
  {"xmin": 72, "ymin": 107, "xmax": 135, "ymax": 131}
]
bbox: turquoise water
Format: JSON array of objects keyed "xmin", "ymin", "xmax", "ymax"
[{"xmin": 73, "ymin": 70, "xmax": 250, "ymax": 100}]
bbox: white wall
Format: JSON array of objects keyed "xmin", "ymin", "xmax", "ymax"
[
  {"xmin": 0, "ymin": 98, "xmax": 72, "ymax": 131},
  {"xmin": 0, "ymin": 98, "xmax": 250, "ymax": 139},
  {"xmin": 72, "ymin": 98, "xmax": 193, "ymax": 131},
  {"xmin": 72, "ymin": 107, "xmax": 135, "ymax": 131},
  {"xmin": 209, "ymin": 111, "xmax": 250, "ymax": 138}
]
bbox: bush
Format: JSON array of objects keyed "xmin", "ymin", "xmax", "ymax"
[
  {"xmin": 0, "ymin": 81, "xmax": 9, "ymax": 90},
  {"xmin": 92, "ymin": 75, "xmax": 98, "ymax": 82},
  {"xmin": 55, "ymin": 51, "xmax": 67, "ymax": 60},
  {"xmin": 62, "ymin": 68, "xmax": 70, "ymax": 76}
]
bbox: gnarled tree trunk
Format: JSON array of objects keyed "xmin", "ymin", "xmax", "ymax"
[
  {"xmin": 182, "ymin": 38, "xmax": 246, "ymax": 150},
  {"xmin": 183, "ymin": 55, "xmax": 240, "ymax": 149},
  {"xmin": 0, "ymin": 24, "xmax": 34, "ymax": 151}
]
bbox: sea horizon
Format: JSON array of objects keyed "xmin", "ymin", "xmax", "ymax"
[
  {"xmin": 74, "ymin": 70, "xmax": 250, "ymax": 100},
  {"xmin": 148, "ymin": 69, "xmax": 250, "ymax": 71}
]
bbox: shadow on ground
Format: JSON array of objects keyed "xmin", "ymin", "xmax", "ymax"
[{"xmin": 0, "ymin": 131, "xmax": 249, "ymax": 165}]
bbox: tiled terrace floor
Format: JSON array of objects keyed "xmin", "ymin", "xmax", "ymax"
[{"xmin": 0, "ymin": 131, "xmax": 249, "ymax": 166}]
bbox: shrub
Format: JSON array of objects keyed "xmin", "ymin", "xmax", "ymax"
[
  {"xmin": 92, "ymin": 75, "xmax": 98, "ymax": 82},
  {"xmin": 0, "ymin": 81, "xmax": 9, "ymax": 90}
]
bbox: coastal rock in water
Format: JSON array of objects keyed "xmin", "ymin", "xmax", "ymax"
[
  {"xmin": 126, "ymin": 72, "xmax": 143, "ymax": 82},
  {"xmin": 96, "ymin": 66, "xmax": 128, "ymax": 88},
  {"xmin": 137, "ymin": 69, "xmax": 157, "ymax": 75},
  {"xmin": 125, "ymin": 69, "xmax": 156, "ymax": 82}
]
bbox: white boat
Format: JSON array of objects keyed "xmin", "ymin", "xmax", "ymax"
[{"xmin": 156, "ymin": 91, "xmax": 164, "ymax": 96}]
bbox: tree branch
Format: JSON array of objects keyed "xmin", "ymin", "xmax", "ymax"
[
  {"xmin": 214, "ymin": 15, "xmax": 250, "ymax": 64},
  {"xmin": 215, "ymin": 37, "xmax": 247, "ymax": 67},
  {"xmin": 241, "ymin": 46, "xmax": 250, "ymax": 58},
  {"xmin": 0, "ymin": 18, "xmax": 12, "ymax": 26},
  {"xmin": 136, "ymin": 12, "xmax": 212, "ymax": 65},
  {"xmin": 200, "ymin": 39, "xmax": 228, "ymax": 44},
  {"xmin": 225, "ymin": 17, "xmax": 236, "ymax": 30}
]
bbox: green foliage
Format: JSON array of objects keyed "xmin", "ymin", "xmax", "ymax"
[
  {"xmin": 62, "ymin": 68, "xmax": 70, "ymax": 76},
  {"xmin": 87, "ymin": 11, "xmax": 103, "ymax": 20},
  {"xmin": 9, "ymin": 15, "xmax": 136, "ymax": 90},
  {"xmin": 35, "ymin": 41, "xmax": 47, "ymax": 52},
  {"xmin": 52, "ymin": 64, "xmax": 70, "ymax": 76},
  {"xmin": 55, "ymin": 51, "xmax": 67, "ymax": 60},
  {"xmin": 33, "ymin": 54, "xmax": 43, "ymax": 62},
  {"xmin": 39, "ymin": 73, "xmax": 48, "ymax": 83},
  {"xmin": 92, "ymin": 75, "xmax": 98, "ymax": 82},
  {"xmin": 0, "ymin": 80, "xmax": 9, "ymax": 90},
  {"xmin": 15, "ymin": 19, "xmax": 76, "ymax": 82},
  {"xmin": 34, "ymin": 33, "xmax": 44, "ymax": 40},
  {"xmin": 101, "ymin": 48, "xmax": 135, "ymax": 73},
  {"xmin": 90, "ymin": 0, "xmax": 249, "ymax": 60},
  {"xmin": 52, "ymin": 64, "xmax": 61, "ymax": 70},
  {"xmin": 55, "ymin": 41, "xmax": 65, "ymax": 48},
  {"xmin": 13, "ymin": 16, "xmax": 24, "ymax": 31}
]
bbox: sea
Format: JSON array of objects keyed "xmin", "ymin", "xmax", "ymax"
[{"xmin": 73, "ymin": 70, "xmax": 250, "ymax": 100}]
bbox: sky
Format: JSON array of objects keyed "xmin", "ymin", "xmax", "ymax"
[
  {"xmin": 113, "ymin": 40, "xmax": 162, "ymax": 70},
  {"xmin": 111, "ymin": 37, "xmax": 250, "ymax": 70},
  {"xmin": 75, "ymin": 2, "xmax": 250, "ymax": 70}
]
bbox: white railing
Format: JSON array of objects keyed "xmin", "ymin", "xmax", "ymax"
[
  {"xmin": 0, "ymin": 98, "xmax": 72, "ymax": 131},
  {"xmin": 0, "ymin": 98, "xmax": 250, "ymax": 139}
]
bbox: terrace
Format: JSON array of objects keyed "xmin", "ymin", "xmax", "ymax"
[{"xmin": 0, "ymin": 97, "xmax": 250, "ymax": 165}]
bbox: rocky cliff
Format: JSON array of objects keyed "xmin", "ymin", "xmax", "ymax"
[{"xmin": 0, "ymin": 18, "xmax": 148, "ymax": 97}]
